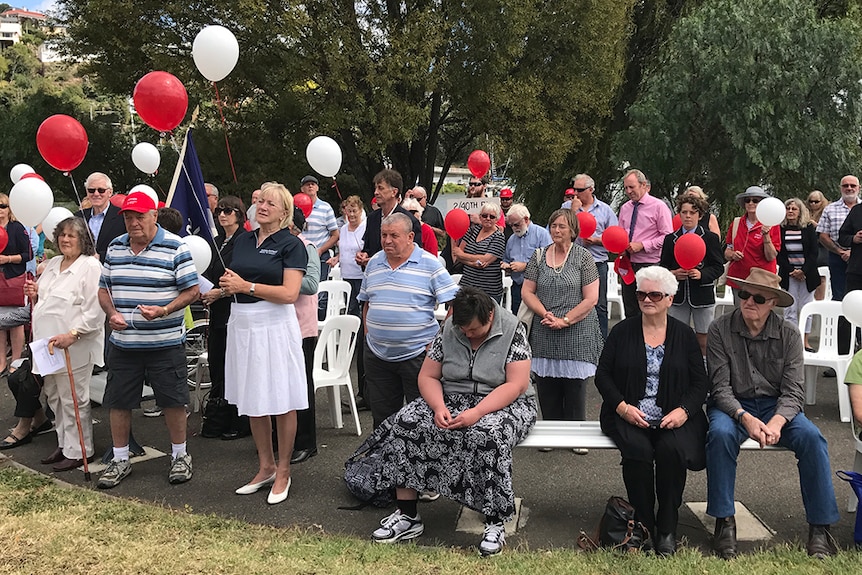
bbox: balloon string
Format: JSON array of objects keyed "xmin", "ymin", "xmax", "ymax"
[
  {"xmin": 331, "ymin": 177, "xmax": 343, "ymax": 201},
  {"xmin": 212, "ymin": 82, "xmax": 238, "ymax": 184}
]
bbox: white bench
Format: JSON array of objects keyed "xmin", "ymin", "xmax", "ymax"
[{"xmin": 519, "ymin": 420, "xmax": 783, "ymax": 451}]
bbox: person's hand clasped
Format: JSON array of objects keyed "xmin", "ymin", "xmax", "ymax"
[
  {"xmin": 741, "ymin": 413, "xmax": 774, "ymax": 448},
  {"xmin": 540, "ymin": 312, "xmax": 567, "ymax": 330},
  {"xmin": 659, "ymin": 407, "xmax": 689, "ymax": 430},
  {"xmin": 138, "ymin": 304, "xmax": 168, "ymax": 321},
  {"xmin": 434, "ymin": 407, "xmax": 454, "ymax": 429},
  {"xmin": 618, "ymin": 402, "xmax": 650, "ymax": 428},
  {"xmin": 219, "ymin": 269, "xmax": 248, "ymax": 296},
  {"xmin": 201, "ymin": 288, "xmax": 222, "ymax": 306},
  {"xmin": 448, "ymin": 407, "xmax": 481, "ymax": 429}
]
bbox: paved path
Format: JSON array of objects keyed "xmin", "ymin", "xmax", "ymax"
[{"xmin": 0, "ymin": 365, "xmax": 859, "ymax": 555}]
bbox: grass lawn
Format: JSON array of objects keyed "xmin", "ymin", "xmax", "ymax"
[{"xmin": 0, "ymin": 465, "xmax": 854, "ymax": 575}]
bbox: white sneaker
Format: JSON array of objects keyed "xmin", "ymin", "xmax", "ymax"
[
  {"xmin": 372, "ymin": 510, "xmax": 424, "ymax": 543},
  {"xmin": 479, "ymin": 521, "xmax": 506, "ymax": 556}
]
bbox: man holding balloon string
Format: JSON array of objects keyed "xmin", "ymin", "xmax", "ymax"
[
  {"xmin": 659, "ymin": 193, "xmax": 724, "ymax": 358},
  {"xmin": 96, "ymin": 192, "xmax": 200, "ymax": 490}
]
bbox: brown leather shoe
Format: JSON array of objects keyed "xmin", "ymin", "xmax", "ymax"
[
  {"xmin": 52, "ymin": 455, "xmax": 94, "ymax": 472},
  {"xmin": 807, "ymin": 524, "xmax": 838, "ymax": 558},
  {"xmin": 713, "ymin": 516, "xmax": 737, "ymax": 559},
  {"xmin": 41, "ymin": 447, "xmax": 64, "ymax": 465}
]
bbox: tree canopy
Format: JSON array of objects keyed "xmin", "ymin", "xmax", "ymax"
[{"xmin": 614, "ymin": 0, "xmax": 862, "ymax": 223}]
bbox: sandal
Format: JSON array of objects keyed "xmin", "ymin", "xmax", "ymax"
[{"xmin": 0, "ymin": 432, "xmax": 32, "ymax": 450}]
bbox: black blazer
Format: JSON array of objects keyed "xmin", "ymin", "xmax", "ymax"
[
  {"xmin": 659, "ymin": 226, "xmax": 724, "ymax": 307},
  {"xmin": 76, "ymin": 203, "xmax": 127, "ymax": 262},
  {"xmin": 361, "ymin": 205, "xmax": 423, "ymax": 258},
  {"xmin": 595, "ymin": 315, "xmax": 708, "ymax": 470},
  {"xmin": 778, "ymin": 224, "xmax": 821, "ymax": 293}
]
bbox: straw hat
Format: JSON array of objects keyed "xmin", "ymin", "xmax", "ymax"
[{"xmin": 727, "ymin": 268, "xmax": 794, "ymax": 307}]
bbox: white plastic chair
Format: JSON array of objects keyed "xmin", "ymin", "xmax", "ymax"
[
  {"xmin": 434, "ymin": 273, "xmax": 462, "ymax": 322},
  {"xmin": 818, "ymin": 266, "xmax": 832, "ymax": 301},
  {"xmin": 317, "ymin": 279, "xmax": 352, "ymax": 332},
  {"xmin": 799, "ymin": 300, "xmax": 855, "ymax": 422},
  {"xmin": 328, "ymin": 263, "xmax": 341, "ymax": 281},
  {"xmin": 607, "ymin": 268, "xmax": 625, "ymax": 320},
  {"xmin": 313, "ymin": 315, "xmax": 362, "ymax": 435},
  {"xmin": 502, "ymin": 274, "xmax": 513, "ymax": 313},
  {"xmin": 714, "ymin": 285, "xmax": 735, "ymax": 316}
]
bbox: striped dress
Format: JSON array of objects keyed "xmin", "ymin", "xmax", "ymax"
[{"xmin": 459, "ymin": 224, "xmax": 506, "ymax": 301}]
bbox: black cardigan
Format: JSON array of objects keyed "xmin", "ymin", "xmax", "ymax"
[
  {"xmin": 594, "ymin": 315, "xmax": 708, "ymax": 469},
  {"xmin": 777, "ymin": 223, "xmax": 820, "ymax": 293},
  {"xmin": 659, "ymin": 226, "xmax": 725, "ymax": 306}
]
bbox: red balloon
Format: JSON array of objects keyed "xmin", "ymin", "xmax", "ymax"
[
  {"xmin": 602, "ymin": 225, "xmax": 629, "ymax": 254},
  {"xmin": 577, "ymin": 211, "xmax": 597, "ymax": 239},
  {"xmin": 36, "ymin": 115, "xmax": 89, "ymax": 172},
  {"xmin": 497, "ymin": 212, "xmax": 505, "ymax": 228},
  {"xmin": 674, "ymin": 233, "xmax": 706, "ymax": 270},
  {"xmin": 0, "ymin": 227, "xmax": 7, "ymax": 253},
  {"xmin": 133, "ymin": 71, "xmax": 189, "ymax": 132},
  {"xmin": 672, "ymin": 213, "xmax": 682, "ymax": 231},
  {"xmin": 294, "ymin": 192, "xmax": 314, "ymax": 218},
  {"xmin": 20, "ymin": 173, "xmax": 44, "ymax": 181},
  {"xmin": 444, "ymin": 208, "xmax": 470, "ymax": 240},
  {"xmin": 110, "ymin": 194, "xmax": 127, "ymax": 208},
  {"xmin": 467, "ymin": 150, "xmax": 491, "ymax": 178}
]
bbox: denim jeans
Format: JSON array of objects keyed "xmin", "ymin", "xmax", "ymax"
[{"xmin": 706, "ymin": 398, "xmax": 839, "ymax": 524}]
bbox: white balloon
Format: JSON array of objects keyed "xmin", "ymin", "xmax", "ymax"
[
  {"xmin": 41, "ymin": 207, "xmax": 75, "ymax": 243},
  {"xmin": 755, "ymin": 196, "xmax": 785, "ymax": 227},
  {"xmin": 182, "ymin": 235, "xmax": 212, "ymax": 274},
  {"xmin": 132, "ymin": 143, "xmax": 160, "ymax": 175},
  {"xmin": 192, "ymin": 25, "xmax": 240, "ymax": 82},
  {"xmin": 9, "ymin": 164, "xmax": 35, "ymax": 184},
  {"xmin": 843, "ymin": 291, "xmax": 862, "ymax": 326},
  {"xmin": 129, "ymin": 184, "xmax": 159, "ymax": 206},
  {"xmin": 9, "ymin": 177, "xmax": 53, "ymax": 227},
  {"xmin": 305, "ymin": 136, "xmax": 342, "ymax": 177}
]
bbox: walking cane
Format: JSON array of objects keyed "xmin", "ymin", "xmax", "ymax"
[{"xmin": 63, "ymin": 349, "xmax": 91, "ymax": 482}]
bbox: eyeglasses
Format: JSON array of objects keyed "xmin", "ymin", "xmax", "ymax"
[
  {"xmin": 738, "ymin": 290, "xmax": 774, "ymax": 304},
  {"xmin": 743, "ymin": 197, "xmax": 761, "ymax": 204},
  {"xmin": 573, "ymin": 187, "xmax": 591, "ymax": 193},
  {"xmin": 635, "ymin": 291, "xmax": 667, "ymax": 302},
  {"xmin": 87, "ymin": 187, "xmax": 109, "ymax": 195},
  {"xmin": 468, "ymin": 182, "xmax": 483, "ymax": 187},
  {"xmin": 214, "ymin": 207, "xmax": 240, "ymax": 216},
  {"xmin": 479, "ymin": 213, "xmax": 497, "ymax": 219}
]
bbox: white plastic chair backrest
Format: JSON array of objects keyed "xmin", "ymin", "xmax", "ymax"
[
  {"xmin": 318, "ymin": 280, "xmax": 351, "ymax": 319},
  {"xmin": 329, "ymin": 264, "xmax": 342, "ymax": 281},
  {"xmin": 450, "ymin": 273, "xmax": 462, "ymax": 285},
  {"xmin": 314, "ymin": 315, "xmax": 361, "ymax": 380},
  {"xmin": 502, "ymin": 274, "xmax": 513, "ymax": 312},
  {"xmin": 818, "ymin": 266, "xmax": 831, "ymax": 300},
  {"xmin": 607, "ymin": 268, "xmax": 621, "ymax": 294},
  {"xmin": 437, "ymin": 255, "xmax": 446, "ymax": 269},
  {"xmin": 799, "ymin": 300, "xmax": 853, "ymax": 355}
]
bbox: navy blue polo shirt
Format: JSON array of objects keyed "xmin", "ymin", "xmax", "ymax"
[{"xmin": 229, "ymin": 228, "xmax": 308, "ymax": 303}]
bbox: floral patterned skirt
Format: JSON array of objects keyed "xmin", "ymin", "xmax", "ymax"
[{"xmin": 369, "ymin": 392, "xmax": 537, "ymax": 521}]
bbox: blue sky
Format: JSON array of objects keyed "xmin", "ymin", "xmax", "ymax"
[{"xmin": 6, "ymin": 1, "xmax": 57, "ymax": 13}]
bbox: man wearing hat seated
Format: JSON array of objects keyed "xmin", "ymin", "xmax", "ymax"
[{"xmin": 705, "ymin": 269, "xmax": 839, "ymax": 559}]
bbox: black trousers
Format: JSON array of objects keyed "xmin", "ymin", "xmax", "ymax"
[
  {"xmin": 364, "ymin": 349, "xmax": 424, "ymax": 429},
  {"xmin": 620, "ymin": 430, "xmax": 688, "ymax": 536},
  {"xmin": 293, "ymin": 336, "xmax": 317, "ymax": 451},
  {"xmin": 534, "ymin": 376, "xmax": 586, "ymax": 421},
  {"xmin": 207, "ymin": 326, "xmax": 227, "ymax": 399},
  {"xmin": 621, "ymin": 262, "xmax": 653, "ymax": 318}
]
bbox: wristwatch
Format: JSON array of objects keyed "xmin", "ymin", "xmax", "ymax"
[
  {"xmin": 249, "ymin": 283, "xmax": 256, "ymax": 296},
  {"xmin": 69, "ymin": 329, "xmax": 80, "ymax": 340}
]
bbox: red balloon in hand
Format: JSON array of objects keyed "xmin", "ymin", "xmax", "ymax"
[
  {"xmin": 294, "ymin": 193, "xmax": 314, "ymax": 218},
  {"xmin": 444, "ymin": 208, "xmax": 470, "ymax": 240},
  {"xmin": 577, "ymin": 212, "xmax": 597, "ymax": 239},
  {"xmin": 36, "ymin": 115, "xmax": 89, "ymax": 172},
  {"xmin": 674, "ymin": 233, "xmax": 706, "ymax": 270},
  {"xmin": 133, "ymin": 71, "xmax": 189, "ymax": 132},
  {"xmin": 602, "ymin": 225, "xmax": 629, "ymax": 254},
  {"xmin": 467, "ymin": 150, "xmax": 491, "ymax": 178}
]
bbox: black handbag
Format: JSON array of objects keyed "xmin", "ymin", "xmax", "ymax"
[{"xmin": 578, "ymin": 496, "xmax": 651, "ymax": 552}]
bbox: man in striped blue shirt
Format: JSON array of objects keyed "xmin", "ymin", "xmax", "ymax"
[
  {"xmin": 97, "ymin": 192, "xmax": 200, "ymax": 490},
  {"xmin": 358, "ymin": 212, "xmax": 459, "ymax": 428}
]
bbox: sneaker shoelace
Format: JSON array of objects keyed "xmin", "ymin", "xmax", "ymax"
[
  {"xmin": 381, "ymin": 510, "xmax": 408, "ymax": 529},
  {"xmin": 483, "ymin": 522, "xmax": 504, "ymax": 543}
]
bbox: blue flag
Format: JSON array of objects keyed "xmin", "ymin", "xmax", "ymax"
[{"xmin": 167, "ymin": 128, "xmax": 215, "ymax": 242}]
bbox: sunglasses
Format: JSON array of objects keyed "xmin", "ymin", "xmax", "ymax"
[
  {"xmin": 468, "ymin": 182, "xmax": 483, "ymax": 187},
  {"xmin": 87, "ymin": 187, "xmax": 109, "ymax": 195},
  {"xmin": 572, "ymin": 187, "xmax": 591, "ymax": 193},
  {"xmin": 214, "ymin": 207, "xmax": 240, "ymax": 216},
  {"xmin": 738, "ymin": 290, "xmax": 773, "ymax": 304},
  {"xmin": 479, "ymin": 213, "xmax": 497, "ymax": 219},
  {"xmin": 0, "ymin": 204, "xmax": 7, "ymax": 209},
  {"xmin": 743, "ymin": 197, "xmax": 762, "ymax": 204},
  {"xmin": 635, "ymin": 291, "xmax": 667, "ymax": 302},
  {"xmin": 808, "ymin": 199, "xmax": 821, "ymax": 204}
]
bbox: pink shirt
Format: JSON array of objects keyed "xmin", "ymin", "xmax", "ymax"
[{"xmin": 617, "ymin": 193, "xmax": 673, "ymax": 264}]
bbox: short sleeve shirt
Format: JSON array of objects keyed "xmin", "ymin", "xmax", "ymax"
[
  {"xmin": 304, "ymin": 199, "xmax": 338, "ymax": 251},
  {"xmin": 229, "ymin": 228, "xmax": 308, "ymax": 304}
]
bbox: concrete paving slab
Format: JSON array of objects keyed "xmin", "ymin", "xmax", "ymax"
[
  {"xmin": 687, "ymin": 501, "xmax": 775, "ymax": 540},
  {"xmin": 455, "ymin": 498, "xmax": 522, "ymax": 534}
]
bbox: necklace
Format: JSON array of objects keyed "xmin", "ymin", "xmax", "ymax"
[{"xmin": 550, "ymin": 243, "xmax": 573, "ymax": 273}]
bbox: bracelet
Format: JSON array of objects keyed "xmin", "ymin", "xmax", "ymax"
[
  {"xmin": 563, "ymin": 316, "xmax": 571, "ymax": 325},
  {"xmin": 621, "ymin": 404, "xmax": 629, "ymax": 418},
  {"xmin": 219, "ymin": 288, "xmax": 226, "ymax": 298},
  {"xmin": 680, "ymin": 405, "xmax": 690, "ymax": 417},
  {"xmin": 163, "ymin": 306, "xmax": 170, "ymax": 317},
  {"xmin": 736, "ymin": 409, "xmax": 748, "ymax": 422}
]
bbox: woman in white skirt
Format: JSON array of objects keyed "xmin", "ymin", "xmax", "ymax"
[{"xmin": 220, "ymin": 182, "xmax": 309, "ymax": 505}]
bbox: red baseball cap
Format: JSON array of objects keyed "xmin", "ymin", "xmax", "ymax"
[
  {"xmin": 119, "ymin": 191, "xmax": 157, "ymax": 214},
  {"xmin": 499, "ymin": 188, "xmax": 513, "ymax": 198},
  {"xmin": 564, "ymin": 188, "xmax": 576, "ymax": 198}
]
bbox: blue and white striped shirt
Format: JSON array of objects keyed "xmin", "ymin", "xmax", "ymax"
[
  {"xmin": 304, "ymin": 198, "xmax": 338, "ymax": 254},
  {"xmin": 100, "ymin": 226, "xmax": 199, "ymax": 349},
  {"xmin": 358, "ymin": 245, "xmax": 459, "ymax": 362}
]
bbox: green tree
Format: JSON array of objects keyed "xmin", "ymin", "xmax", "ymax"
[{"xmin": 614, "ymin": 0, "xmax": 862, "ymax": 224}]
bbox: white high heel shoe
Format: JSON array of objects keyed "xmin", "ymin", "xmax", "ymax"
[
  {"xmin": 235, "ymin": 472, "xmax": 276, "ymax": 495},
  {"xmin": 267, "ymin": 476, "xmax": 292, "ymax": 505}
]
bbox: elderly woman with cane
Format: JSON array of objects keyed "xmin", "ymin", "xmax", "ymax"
[{"xmin": 25, "ymin": 217, "xmax": 104, "ymax": 471}]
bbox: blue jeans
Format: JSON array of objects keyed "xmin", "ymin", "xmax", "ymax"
[
  {"xmin": 596, "ymin": 260, "xmax": 608, "ymax": 339},
  {"xmin": 706, "ymin": 398, "xmax": 839, "ymax": 524}
]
